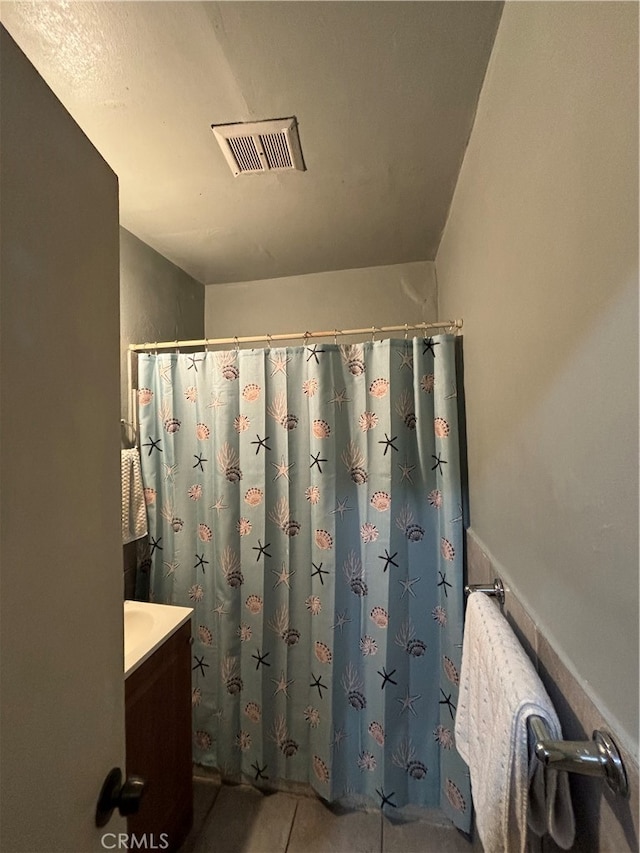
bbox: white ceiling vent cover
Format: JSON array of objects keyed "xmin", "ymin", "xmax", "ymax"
[{"xmin": 211, "ymin": 117, "xmax": 305, "ymax": 176}]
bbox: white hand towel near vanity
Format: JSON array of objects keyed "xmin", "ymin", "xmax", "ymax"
[{"xmin": 121, "ymin": 447, "xmax": 148, "ymax": 544}]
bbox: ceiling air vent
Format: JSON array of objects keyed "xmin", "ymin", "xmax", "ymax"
[{"xmin": 211, "ymin": 117, "xmax": 305, "ymax": 176}]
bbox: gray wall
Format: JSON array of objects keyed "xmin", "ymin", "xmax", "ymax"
[
  {"xmin": 205, "ymin": 261, "xmax": 438, "ymax": 342},
  {"xmin": 120, "ymin": 227, "xmax": 204, "ymax": 420},
  {"xmin": 1, "ymin": 27, "xmax": 126, "ymax": 849},
  {"xmin": 120, "ymin": 228, "xmax": 204, "ymax": 594},
  {"xmin": 436, "ymin": 2, "xmax": 638, "ymax": 753}
]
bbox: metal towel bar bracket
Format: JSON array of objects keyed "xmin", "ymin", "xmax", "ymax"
[
  {"xmin": 464, "ymin": 577, "xmax": 505, "ymax": 605},
  {"xmin": 529, "ymin": 715, "xmax": 628, "ymax": 797},
  {"xmin": 463, "ymin": 578, "xmax": 629, "ymax": 798}
]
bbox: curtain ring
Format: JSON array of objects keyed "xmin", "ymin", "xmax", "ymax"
[
  {"xmin": 404, "ymin": 324, "xmax": 409, "ymax": 341},
  {"xmin": 334, "ymin": 329, "xmax": 339, "ymax": 346},
  {"xmin": 234, "ymin": 336, "xmax": 239, "ymax": 352},
  {"xmin": 303, "ymin": 330, "xmax": 310, "ymax": 347},
  {"xmin": 204, "ymin": 338, "xmax": 209, "ymax": 353},
  {"xmin": 371, "ymin": 326, "xmax": 376, "ymax": 343},
  {"xmin": 174, "ymin": 339, "xmax": 180, "ymax": 354},
  {"xmin": 153, "ymin": 341, "xmax": 158, "ymax": 355},
  {"xmin": 266, "ymin": 334, "xmax": 272, "ymax": 350}
]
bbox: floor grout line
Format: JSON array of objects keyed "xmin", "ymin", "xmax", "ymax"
[{"xmin": 283, "ymin": 799, "xmax": 299, "ymax": 853}]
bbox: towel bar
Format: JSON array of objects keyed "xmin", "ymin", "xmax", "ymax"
[
  {"xmin": 464, "ymin": 577, "xmax": 505, "ymax": 606},
  {"xmin": 465, "ymin": 582, "xmax": 629, "ymax": 797},
  {"xmin": 528, "ymin": 715, "xmax": 628, "ymax": 797},
  {"xmin": 120, "ymin": 418, "xmax": 138, "ymax": 445}
]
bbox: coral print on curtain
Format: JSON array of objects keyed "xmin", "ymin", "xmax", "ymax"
[{"xmin": 137, "ymin": 335, "xmax": 470, "ymax": 831}]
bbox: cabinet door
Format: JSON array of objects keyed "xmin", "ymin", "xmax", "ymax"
[{"xmin": 125, "ymin": 622, "xmax": 193, "ymax": 851}]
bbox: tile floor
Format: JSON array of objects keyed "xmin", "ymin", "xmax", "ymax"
[{"xmin": 180, "ymin": 776, "xmax": 477, "ymax": 853}]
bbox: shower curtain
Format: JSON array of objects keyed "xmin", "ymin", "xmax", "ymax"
[{"xmin": 137, "ymin": 335, "xmax": 470, "ymax": 831}]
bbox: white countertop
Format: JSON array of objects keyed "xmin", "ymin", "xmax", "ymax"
[{"xmin": 124, "ymin": 600, "xmax": 193, "ymax": 678}]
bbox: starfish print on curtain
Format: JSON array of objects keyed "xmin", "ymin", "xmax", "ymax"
[{"xmin": 137, "ymin": 335, "xmax": 470, "ymax": 832}]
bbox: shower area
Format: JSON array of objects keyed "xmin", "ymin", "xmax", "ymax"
[{"xmin": 126, "ymin": 309, "xmax": 472, "ymax": 840}]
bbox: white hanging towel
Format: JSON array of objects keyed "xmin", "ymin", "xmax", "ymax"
[
  {"xmin": 121, "ymin": 448, "xmax": 148, "ymax": 545},
  {"xmin": 455, "ymin": 592, "xmax": 575, "ymax": 853}
]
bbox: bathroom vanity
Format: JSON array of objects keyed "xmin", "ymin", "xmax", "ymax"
[{"xmin": 124, "ymin": 601, "xmax": 193, "ymax": 851}]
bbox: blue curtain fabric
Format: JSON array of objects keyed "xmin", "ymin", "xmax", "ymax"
[{"xmin": 137, "ymin": 335, "xmax": 470, "ymax": 830}]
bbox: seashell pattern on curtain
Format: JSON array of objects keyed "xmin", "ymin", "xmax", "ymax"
[{"xmin": 137, "ymin": 335, "xmax": 470, "ymax": 831}]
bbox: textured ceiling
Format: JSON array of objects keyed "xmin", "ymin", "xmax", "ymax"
[{"xmin": 1, "ymin": 1, "xmax": 503, "ymax": 284}]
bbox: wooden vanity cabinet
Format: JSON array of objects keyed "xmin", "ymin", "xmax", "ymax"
[{"xmin": 125, "ymin": 620, "xmax": 193, "ymax": 851}]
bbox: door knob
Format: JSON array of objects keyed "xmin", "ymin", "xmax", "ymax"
[{"xmin": 95, "ymin": 767, "xmax": 146, "ymax": 827}]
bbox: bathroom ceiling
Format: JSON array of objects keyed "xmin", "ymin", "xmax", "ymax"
[{"xmin": 1, "ymin": 1, "xmax": 503, "ymax": 284}]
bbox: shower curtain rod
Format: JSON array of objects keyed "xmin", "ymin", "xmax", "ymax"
[
  {"xmin": 125, "ymin": 318, "xmax": 462, "ymax": 447},
  {"xmin": 128, "ymin": 319, "xmax": 463, "ymax": 352}
]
